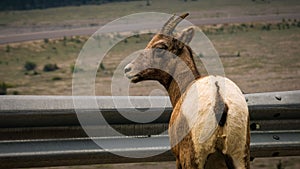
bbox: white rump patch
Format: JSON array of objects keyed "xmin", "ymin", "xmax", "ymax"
[{"xmin": 181, "ymin": 76, "xmax": 220, "ymax": 143}]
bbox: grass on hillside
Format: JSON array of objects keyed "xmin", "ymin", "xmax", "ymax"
[
  {"xmin": 0, "ymin": 0, "xmax": 299, "ymax": 27},
  {"xmin": 0, "ymin": 22, "xmax": 299, "ymax": 95}
]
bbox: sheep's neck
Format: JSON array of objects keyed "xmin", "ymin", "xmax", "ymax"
[{"xmin": 166, "ymin": 48, "xmax": 200, "ymax": 107}]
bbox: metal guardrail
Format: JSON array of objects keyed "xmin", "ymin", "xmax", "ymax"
[{"xmin": 0, "ymin": 90, "xmax": 300, "ymax": 168}]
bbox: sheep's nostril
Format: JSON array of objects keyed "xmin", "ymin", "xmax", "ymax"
[{"xmin": 124, "ymin": 66, "xmax": 132, "ymax": 73}]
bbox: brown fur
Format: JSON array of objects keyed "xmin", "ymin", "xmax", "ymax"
[{"xmin": 169, "ymin": 107, "xmax": 199, "ymax": 169}]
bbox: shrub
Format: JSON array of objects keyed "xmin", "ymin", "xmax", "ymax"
[
  {"xmin": 75, "ymin": 39, "xmax": 81, "ymax": 44},
  {"xmin": 71, "ymin": 36, "xmax": 81, "ymax": 44},
  {"xmin": 89, "ymin": 23, "xmax": 99, "ymax": 27},
  {"xmin": 70, "ymin": 64, "xmax": 75, "ymax": 72},
  {"xmin": 241, "ymin": 23, "xmax": 247, "ymax": 28},
  {"xmin": 198, "ymin": 53, "xmax": 204, "ymax": 58},
  {"xmin": 286, "ymin": 23, "xmax": 290, "ymax": 29},
  {"xmin": 100, "ymin": 63, "xmax": 106, "ymax": 71},
  {"xmin": 44, "ymin": 38, "xmax": 49, "ymax": 43},
  {"xmin": 12, "ymin": 91, "xmax": 19, "ymax": 95},
  {"xmin": 63, "ymin": 36, "xmax": 67, "ymax": 46},
  {"xmin": 6, "ymin": 45, "xmax": 10, "ymax": 53},
  {"xmin": 236, "ymin": 51, "xmax": 241, "ymax": 57},
  {"xmin": 133, "ymin": 33, "xmax": 140, "ymax": 38},
  {"xmin": 70, "ymin": 64, "xmax": 83, "ymax": 73},
  {"xmin": 43, "ymin": 63, "xmax": 59, "ymax": 72},
  {"xmin": 24, "ymin": 61, "xmax": 37, "ymax": 71},
  {"xmin": 277, "ymin": 23, "xmax": 282, "ymax": 30},
  {"xmin": 0, "ymin": 82, "xmax": 7, "ymax": 95},
  {"xmin": 33, "ymin": 70, "xmax": 39, "ymax": 75},
  {"xmin": 52, "ymin": 76, "xmax": 62, "ymax": 81},
  {"xmin": 261, "ymin": 24, "xmax": 271, "ymax": 31}
]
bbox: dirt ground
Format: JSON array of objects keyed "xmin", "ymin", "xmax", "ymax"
[{"xmin": 30, "ymin": 157, "xmax": 300, "ymax": 169}]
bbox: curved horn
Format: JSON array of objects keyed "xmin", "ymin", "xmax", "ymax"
[{"xmin": 161, "ymin": 13, "xmax": 189, "ymax": 35}]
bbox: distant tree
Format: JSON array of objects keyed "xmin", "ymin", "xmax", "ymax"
[
  {"xmin": 43, "ymin": 63, "xmax": 59, "ymax": 72},
  {"xmin": 24, "ymin": 61, "xmax": 37, "ymax": 71}
]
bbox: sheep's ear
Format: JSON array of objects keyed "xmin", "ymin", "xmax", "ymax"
[{"xmin": 177, "ymin": 27, "xmax": 195, "ymax": 44}]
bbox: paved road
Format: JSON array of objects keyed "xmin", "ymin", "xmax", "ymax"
[{"xmin": 0, "ymin": 13, "xmax": 299, "ymax": 44}]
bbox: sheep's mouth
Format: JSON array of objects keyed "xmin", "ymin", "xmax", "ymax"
[{"xmin": 126, "ymin": 74, "xmax": 142, "ymax": 83}]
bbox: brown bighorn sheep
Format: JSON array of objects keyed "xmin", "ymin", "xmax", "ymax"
[{"xmin": 124, "ymin": 13, "xmax": 250, "ymax": 169}]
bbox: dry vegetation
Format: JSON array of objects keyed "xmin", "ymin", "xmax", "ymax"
[{"xmin": 1, "ymin": 21, "xmax": 299, "ymax": 96}]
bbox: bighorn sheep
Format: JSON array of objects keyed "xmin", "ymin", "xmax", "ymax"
[{"xmin": 124, "ymin": 13, "xmax": 250, "ymax": 169}]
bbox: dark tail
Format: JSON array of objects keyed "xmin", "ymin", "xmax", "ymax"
[{"xmin": 214, "ymin": 81, "xmax": 228, "ymax": 127}]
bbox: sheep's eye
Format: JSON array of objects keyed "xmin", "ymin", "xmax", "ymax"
[
  {"xmin": 153, "ymin": 44, "xmax": 168, "ymax": 57},
  {"xmin": 156, "ymin": 44, "xmax": 168, "ymax": 50}
]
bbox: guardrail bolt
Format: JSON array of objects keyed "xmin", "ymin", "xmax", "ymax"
[
  {"xmin": 272, "ymin": 152, "xmax": 280, "ymax": 157},
  {"xmin": 273, "ymin": 113, "xmax": 280, "ymax": 118},
  {"xmin": 256, "ymin": 124, "xmax": 260, "ymax": 130},
  {"xmin": 273, "ymin": 135, "xmax": 280, "ymax": 140},
  {"xmin": 275, "ymin": 95, "xmax": 281, "ymax": 101},
  {"xmin": 250, "ymin": 123, "xmax": 260, "ymax": 130}
]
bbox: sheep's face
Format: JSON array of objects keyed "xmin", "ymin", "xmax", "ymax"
[
  {"xmin": 124, "ymin": 34, "xmax": 185, "ymax": 84},
  {"xmin": 124, "ymin": 13, "xmax": 195, "ymax": 85},
  {"xmin": 124, "ymin": 26, "xmax": 195, "ymax": 85}
]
